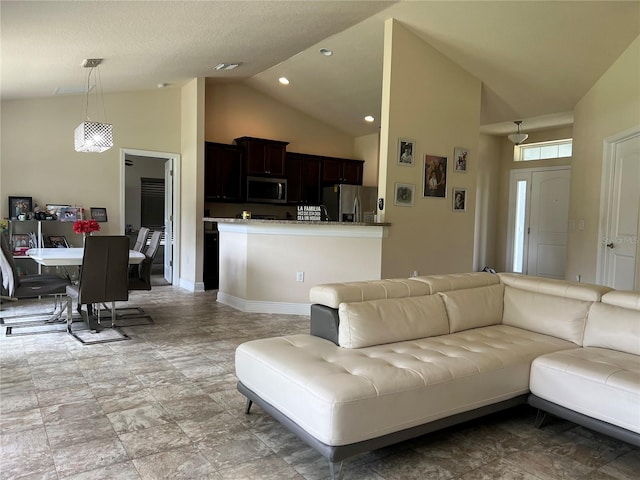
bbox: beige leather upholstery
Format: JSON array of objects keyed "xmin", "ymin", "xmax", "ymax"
[
  {"xmin": 338, "ymin": 295, "xmax": 449, "ymax": 348},
  {"xmin": 413, "ymin": 272, "xmax": 499, "ymax": 293},
  {"xmin": 584, "ymin": 302, "xmax": 640, "ymax": 356},
  {"xmin": 601, "ymin": 290, "xmax": 640, "ymax": 310},
  {"xmin": 439, "ymin": 284, "xmax": 504, "ymax": 333},
  {"xmin": 501, "ymin": 285, "xmax": 593, "ymax": 345},
  {"xmin": 236, "ymin": 326, "xmax": 576, "ymax": 446},
  {"xmin": 530, "ymin": 347, "xmax": 640, "ymax": 434},
  {"xmin": 309, "ymin": 279, "xmax": 429, "ymax": 309},
  {"xmin": 498, "ymin": 273, "xmax": 612, "ymax": 302}
]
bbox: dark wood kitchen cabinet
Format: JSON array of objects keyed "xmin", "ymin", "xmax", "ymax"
[
  {"xmin": 286, "ymin": 152, "xmax": 322, "ymax": 204},
  {"xmin": 204, "ymin": 142, "xmax": 243, "ymax": 202},
  {"xmin": 321, "ymin": 157, "xmax": 363, "ymax": 185},
  {"xmin": 234, "ymin": 137, "xmax": 289, "ymax": 177}
]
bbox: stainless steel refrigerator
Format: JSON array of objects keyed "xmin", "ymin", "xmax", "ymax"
[{"xmin": 321, "ymin": 184, "xmax": 378, "ymax": 223}]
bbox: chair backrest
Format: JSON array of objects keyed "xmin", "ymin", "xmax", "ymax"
[
  {"xmin": 79, "ymin": 235, "xmax": 130, "ymax": 304},
  {"xmin": 0, "ymin": 233, "xmax": 21, "ymax": 294},
  {"xmin": 129, "ymin": 230, "xmax": 162, "ymax": 291},
  {"xmin": 132, "ymin": 227, "xmax": 150, "ymax": 252}
]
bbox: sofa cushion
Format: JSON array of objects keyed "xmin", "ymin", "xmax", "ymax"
[
  {"xmin": 439, "ymin": 284, "xmax": 504, "ymax": 333},
  {"xmin": 413, "ymin": 272, "xmax": 499, "ymax": 293},
  {"xmin": 310, "ymin": 279, "xmax": 430, "ymax": 309},
  {"xmin": 501, "ymin": 285, "xmax": 593, "ymax": 345},
  {"xmin": 530, "ymin": 348, "xmax": 640, "ymax": 434},
  {"xmin": 498, "ymin": 273, "xmax": 612, "ymax": 301},
  {"xmin": 235, "ymin": 326, "xmax": 576, "ymax": 446},
  {"xmin": 601, "ymin": 290, "xmax": 640, "ymax": 310},
  {"xmin": 584, "ymin": 302, "xmax": 640, "ymax": 355},
  {"xmin": 338, "ymin": 295, "xmax": 448, "ymax": 348}
]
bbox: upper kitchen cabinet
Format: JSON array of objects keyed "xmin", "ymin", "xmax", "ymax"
[
  {"xmin": 234, "ymin": 137, "xmax": 289, "ymax": 177},
  {"xmin": 322, "ymin": 157, "xmax": 364, "ymax": 185},
  {"xmin": 205, "ymin": 142, "xmax": 243, "ymax": 202},
  {"xmin": 286, "ymin": 152, "xmax": 322, "ymax": 204}
]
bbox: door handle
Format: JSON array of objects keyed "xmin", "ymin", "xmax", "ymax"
[{"xmin": 606, "ymin": 242, "xmax": 614, "ymax": 249}]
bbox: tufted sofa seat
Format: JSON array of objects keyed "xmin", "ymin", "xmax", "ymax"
[{"xmin": 235, "ymin": 272, "xmax": 638, "ymax": 479}]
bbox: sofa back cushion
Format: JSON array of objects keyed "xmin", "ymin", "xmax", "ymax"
[
  {"xmin": 338, "ymin": 295, "xmax": 449, "ymax": 348},
  {"xmin": 413, "ymin": 272, "xmax": 499, "ymax": 294},
  {"xmin": 584, "ymin": 291, "xmax": 640, "ymax": 355},
  {"xmin": 501, "ymin": 285, "xmax": 591, "ymax": 344},
  {"xmin": 310, "ymin": 279, "xmax": 430, "ymax": 309},
  {"xmin": 439, "ymin": 284, "xmax": 504, "ymax": 333}
]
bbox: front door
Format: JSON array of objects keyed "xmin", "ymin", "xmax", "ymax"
[{"xmin": 600, "ymin": 130, "xmax": 640, "ymax": 290}]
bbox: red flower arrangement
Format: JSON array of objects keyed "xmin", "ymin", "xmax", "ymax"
[{"xmin": 73, "ymin": 219, "xmax": 101, "ymax": 235}]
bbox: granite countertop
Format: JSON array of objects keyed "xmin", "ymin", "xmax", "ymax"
[{"xmin": 203, "ymin": 217, "xmax": 391, "ymax": 227}]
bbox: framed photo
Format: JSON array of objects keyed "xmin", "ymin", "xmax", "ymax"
[
  {"xmin": 397, "ymin": 138, "xmax": 415, "ymax": 166},
  {"xmin": 10, "ymin": 233, "xmax": 31, "ymax": 252},
  {"xmin": 394, "ymin": 182, "xmax": 415, "ymax": 207},
  {"xmin": 59, "ymin": 207, "xmax": 79, "ymax": 222},
  {"xmin": 46, "ymin": 204, "xmax": 70, "ymax": 220},
  {"xmin": 90, "ymin": 207, "xmax": 108, "ymax": 222},
  {"xmin": 8, "ymin": 196, "xmax": 32, "ymax": 219},
  {"xmin": 454, "ymin": 147, "xmax": 469, "ymax": 172},
  {"xmin": 46, "ymin": 235, "xmax": 69, "ymax": 248},
  {"xmin": 423, "ymin": 155, "xmax": 447, "ymax": 198},
  {"xmin": 453, "ymin": 188, "xmax": 467, "ymax": 212}
]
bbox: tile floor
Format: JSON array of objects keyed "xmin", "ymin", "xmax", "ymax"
[{"xmin": 1, "ymin": 286, "xmax": 638, "ymax": 479}]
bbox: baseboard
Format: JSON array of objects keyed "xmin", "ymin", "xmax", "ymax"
[
  {"xmin": 216, "ymin": 292, "xmax": 310, "ymax": 315},
  {"xmin": 178, "ymin": 278, "xmax": 206, "ymax": 292}
]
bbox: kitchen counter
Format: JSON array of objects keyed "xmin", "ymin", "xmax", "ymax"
[
  {"xmin": 208, "ymin": 217, "xmax": 390, "ymax": 314},
  {"xmin": 203, "ymin": 217, "xmax": 390, "ymax": 226}
]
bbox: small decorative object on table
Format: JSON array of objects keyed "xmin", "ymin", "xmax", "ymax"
[{"xmin": 73, "ymin": 219, "xmax": 101, "ymax": 245}]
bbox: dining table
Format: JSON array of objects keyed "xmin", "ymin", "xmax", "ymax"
[{"xmin": 26, "ymin": 247, "xmax": 145, "ymax": 266}]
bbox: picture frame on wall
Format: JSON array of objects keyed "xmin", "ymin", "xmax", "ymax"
[
  {"xmin": 394, "ymin": 183, "xmax": 415, "ymax": 207},
  {"xmin": 90, "ymin": 207, "xmax": 108, "ymax": 222},
  {"xmin": 454, "ymin": 147, "xmax": 469, "ymax": 172},
  {"xmin": 423, "ymin": 154, "xmax": 447, "ymax": 198},
  {"xmin": 453, "ymin": 188, "xmax": 467, "ymax": 212},
  {"xmin": 46, "ymin": 235, "xmax": 69, "ymax": 248},
  {"xmin": 8, "ymin": 196, "xmax": 32, "ymax": 219},
  {"xmin": 397, "ymin": 138, "xmax": 415, "ymax": 166}
]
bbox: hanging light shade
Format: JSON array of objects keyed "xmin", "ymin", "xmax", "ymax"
[
  {"xmin": 74, "ymin": 59, "xmax": 113, "ymax": 153},
  {"xmin": 74, "ymin": 121, "xmax": 113, "ymax": 153},
  {"xmin": 508, "ymin": 120, "xmax": 528, "ymax": 145}
]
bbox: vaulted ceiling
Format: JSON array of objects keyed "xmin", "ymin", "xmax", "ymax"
[{"xmin": 2, "ymin": 1, "xmax": 639, "ymax": 137}]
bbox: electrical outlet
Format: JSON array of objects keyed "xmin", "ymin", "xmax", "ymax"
[
  {"xmin": 296, "ymin": 271, "xmax": 304, "ymax": 282},
  {"xmin": 411, "ymin": 270, "xmax": 419, "ymax": 278}
]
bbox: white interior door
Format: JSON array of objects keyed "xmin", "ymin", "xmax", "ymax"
[
  {"xmin": 600, "ymin": 131, "xmax": 640, "ymax": 290},
  {"xmin": 164, "ymin": 160, "xmax": 173, "ymax": 283},
  {"xmin": 527, "ymin": 169, "xmax": 571, "ymax": 278}
]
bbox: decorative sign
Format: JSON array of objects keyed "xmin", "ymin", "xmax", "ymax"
[{"xmin": 297, "ymin": 205, "xmax": 322, "ymax": 221}]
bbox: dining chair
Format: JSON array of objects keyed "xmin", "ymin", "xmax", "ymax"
[
  {"xmin": 66, "ymin": 235, "xmax": 130, "ymax": 341},
  {"xmin": 132, "ymin": 227, "xmax": 150, "ymax": 252},
  {"xmin": 0, "ymin": 234, "xmax": 71, "ymax": 335},
  {"xmin": 115, "ymin": 230, "xmax": 163, "ymax": 324}
]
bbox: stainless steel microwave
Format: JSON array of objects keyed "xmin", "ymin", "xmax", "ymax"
[{"xmin": 246, "ymin": 176, "xmax": 287, "ymax": 204}]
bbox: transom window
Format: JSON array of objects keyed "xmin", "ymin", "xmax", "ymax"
[{"xmin": 517, "ymin": 139, "xmax": 572, "ymax": 161}]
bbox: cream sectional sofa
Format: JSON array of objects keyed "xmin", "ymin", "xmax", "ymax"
[{"xmin": 235, "ymin": 272, "xmax": 640, "ymax": 479}]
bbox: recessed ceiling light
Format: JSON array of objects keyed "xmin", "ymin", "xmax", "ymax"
[
  {"xmin": 278, "ymin": 77, "xmax": 290, "ymax": 85},
  {"xmin": 364, "ymin": 115, "xmax": 375, "ymax": 123},
  {"xmin": 320, "ymin": 48, "xmax": 333, "ymax": 56},
  {"xmin": 214, "ymin": 63, "xmax": 240, "ymax": 71}
]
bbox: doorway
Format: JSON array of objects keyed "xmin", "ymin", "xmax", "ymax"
[
  {"xmin": 120, "ymin": 149, "xmax": 180, "ymax": 286},
  {"xmin": 597, "ymin": 127, "xmax": 640, "ymax": 290},
  {"xmin": 506, "ymin": 166, "xmax": 571, "ymax": 278}
]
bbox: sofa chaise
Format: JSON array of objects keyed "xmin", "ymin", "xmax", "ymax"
[{"xmin": 235, "ymin": 272, "xmax": 640, "ymax": 479}]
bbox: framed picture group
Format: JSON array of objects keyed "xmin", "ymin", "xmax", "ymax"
[{"xmin": 395, "ymin": 137, "xmax": 471, "ymax": 212}]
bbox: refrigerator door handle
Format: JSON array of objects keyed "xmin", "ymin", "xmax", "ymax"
[{"xmin": 353, "ymin": 194, "xmax": 361, "ymax": 223}]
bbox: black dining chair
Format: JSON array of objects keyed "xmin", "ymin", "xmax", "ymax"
[
  {"xmin": 66, "ymin": 235, "xmax": 130, "ymax": 341},
  {"xmin": 0, "ymin": 233, "xmax": 71, "ymax": 335}
]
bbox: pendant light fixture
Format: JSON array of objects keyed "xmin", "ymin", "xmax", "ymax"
[
  {"xmin": 74, "ymin": 58, "xmax": 113, "ymax": 153},
  {"xmin": 507, "ymin": 120, "xmax": 528, "ymax": 145}
]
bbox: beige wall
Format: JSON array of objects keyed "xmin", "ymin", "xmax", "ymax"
[
  {"xmin": 355, "ymin": 133, "xmax": 380, "ymax": 187},
  {"xmin": 568, "ymin": 35, "xmax": 640, "ymax": 284},
  {"xmin": 204, "ymin": 82, "xmax": 357, "ymax": 159},
  {"xmin": 493, "ymin": 126, "xmax": 573, "ymax": 272},
  {"xmin": 1, "ymin": 89, "xmax": 181, "ymax": 234},
  {"xmin": 378, "ymin": 19, "xmax": 481, "ymax": 279},
  {"xmin": 475, "ymin": 134, "xmax": 501, "ymax": 271}
]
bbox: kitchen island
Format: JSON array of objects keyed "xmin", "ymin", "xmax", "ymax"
[{"xmin": 204, "ymin": 218, "xmax": 390, "ymax": 314}]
